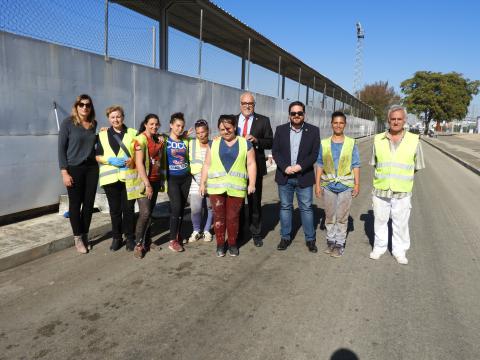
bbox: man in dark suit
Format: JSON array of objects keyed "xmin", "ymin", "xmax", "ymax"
[
  {"xmin": 272, "ymin": 101, "xmax": 320, "ymax": 253},
  {"xmin": 236, "ymin": 92, "xmax": 273, "ymax": 247}
]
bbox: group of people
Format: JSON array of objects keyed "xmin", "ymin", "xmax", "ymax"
[{"xmin": 58, "ymin": 92, "xmax": 423, "ymax": 264}]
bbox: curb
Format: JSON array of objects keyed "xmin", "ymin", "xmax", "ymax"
[{"xmin": 421, "ymin": 137, "xmax": 480, "ymax": 176}]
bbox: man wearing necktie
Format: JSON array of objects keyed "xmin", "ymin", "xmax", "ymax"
[{"xmin": 236, "ymin": 92, "xmax": 273, "ymax": 247}]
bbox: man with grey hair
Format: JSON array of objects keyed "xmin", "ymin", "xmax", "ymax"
[
  {"xmin": 236, "ymin": 92, "xmax": 273, "ymax": 247},
  {"xmin": 369, "ymin": 105, "xmax": 425, "ymax": 265}
]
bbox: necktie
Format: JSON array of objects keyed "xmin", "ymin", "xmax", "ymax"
[{"xmin": 242, "ymin": 116, "xmax": 249, "ymax": 137}]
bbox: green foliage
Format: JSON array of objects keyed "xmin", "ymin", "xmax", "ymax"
[
  {"xmin": 401, "ymin": 72, "xmax": 480, "ymax": 129},
  {"xmin": 359, "ymin": 81, "xmax": 400, "ymax": 122}
]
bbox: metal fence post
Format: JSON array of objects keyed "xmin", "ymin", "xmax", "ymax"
[
  {"xmin": 198, "ymin": 8, "xmax": 203, "ymax": 78},
  {"xmin": 297, "ymin": 67, "xmax": 301, "ymax": 100},
  {"xmin": 277, "ymin": 55, "xmax": 282, "ymax": 98},
  {"xmin": 104, "ymin": 0, "xmax": 109, "ymax": 61},
  {"xmin": 246, "ymin": 38, "xmax": 251, "ymax": 90},
  {"xmin": 152, "ymin": 26, "xmax": 156, "ymax": 68},
  {"xmin": 322, "ymin": 83, "xmax": 327, "ymax": 110},
  {"xmin": 332, "ymin": 87, "xmax": 336, "ymax": 111}
]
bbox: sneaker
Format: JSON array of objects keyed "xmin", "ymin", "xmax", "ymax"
[
  {"xmin": 323, "ymin": 242, "xmax": 335, "ymax": 255},
  {"xmin": 188, "ymin": 231, "xmax": 202, "ymax": 243},
  {"xmin": 203, "ymin": 232, "xmax": 213, "ymax": 242},
  {"xmin": 133, "ymin": 244, "xmax": 145, "ymax": 259},
  {"xmin": 331, "ymin": 246, "xmax": 344, "ymax": 258},
  {"xmin": 228, "ymin": 245, "xmax": 239, "ymax": 257},
  {"xmin": 394, "ymin": 254, "xmax": 408, "ymax": 265},
  {"xmin": 74, "ymin": 235, "xmax": 87, "ymax": 254},
  {"xmin": 216, "ymin": 245, "xmax": 226, "ymax": 257},
  {"xmin": 369, "ymin": 249, "xmax": 384, "ymax": 260},
  {"xmin": 168, "ymin": 240, "xmax": 184, "ymax": 252},
  {"xmin": 277, "ymin": 239, "xmax": 290, "ymax": 251}
]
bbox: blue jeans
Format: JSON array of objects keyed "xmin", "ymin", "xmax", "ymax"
[
  {"xmin": 278, "ymin": 177, "xmax": 316, "ymax": 242},
  {"xmin": 190, "ymin": 193, "xmax": 213, "ymax": 233}
]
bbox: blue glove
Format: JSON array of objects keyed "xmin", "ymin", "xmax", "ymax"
[
  {"xmin": 120, "ymin": 156, "xmax": 130, "ymax": 170},
  {"xmin": 107, "ymin": 157, "xmax": 126, "ymax": 167}
]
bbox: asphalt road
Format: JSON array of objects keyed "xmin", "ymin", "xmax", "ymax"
[{"xmin": 1, "ymin": 139, "xmax": 479, "ymax": 360}]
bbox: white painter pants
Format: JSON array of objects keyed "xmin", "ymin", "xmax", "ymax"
[{"xmin": 372, "ymin": 194, "xmax": 412, "ymax": 257}]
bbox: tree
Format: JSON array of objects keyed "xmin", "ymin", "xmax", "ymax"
[
  {"xmin": 401, "ymin": 71, "xmax": 480, "ymax": 134},
  {"xmin": 358, "ymin": 81, "xmax": 401, "ymax": 122}
]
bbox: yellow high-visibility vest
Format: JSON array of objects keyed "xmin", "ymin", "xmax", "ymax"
[
  {"xmin": 373, "ymin": 131, "xmax": 419, "ymax": 193},
  {"xmin": 189, "ymin": 138, "xmax": 208, "ymax": 175},
  {"xmin": 207, "ymin": 137, "xmax": 248, "ymax": 198},
  {"xmin": 98, "ymin": 128, "xmax": 137, "ymax": 187},
  {"xmin": 320, "ymin": 136, "xmax": 355, "ymax": 188},
  {"xmin": 125, "ymin": 133, "xmax": 150, "ymax": 200}
]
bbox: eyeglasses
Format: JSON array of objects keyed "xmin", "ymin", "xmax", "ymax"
[
  {"xmin": 290, "ymin": 111, "xmax": 304, "ymax": 117},
  {"xmin": 241, "ymin": 102, "xmax": 255, "ymax": 107},
  {"xmin": 77, "ymin": 102, "xmax": 92, "ymax": 109}
]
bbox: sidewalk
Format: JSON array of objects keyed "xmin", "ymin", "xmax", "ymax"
[{"xmin": 421, "ymin": 133, "xmax": 480, "ymax": 176}]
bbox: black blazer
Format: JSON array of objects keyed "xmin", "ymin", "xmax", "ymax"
[
  {"xmin": 272, "ymin": 122, "xmax": 320, "ymax": 187},
  {"xmin": 236, "ymin": 112, "xmax": 273, "ymax": 177}
]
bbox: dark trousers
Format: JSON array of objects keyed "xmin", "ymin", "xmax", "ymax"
[
  {"xmin": 241, "ymin": 175, "xmax": 264, "ymax": 239},
  {"xmin": 66, "ymin": 162, "xmax": 99, "ymax": 236},
  {"xmin": 210, "ymin": 194, "xmax": 244, "ymax": 247},
  {"xmin": 167, "ymin": 175, "xmax": 192, "ymax": 240},
  {"xmin": 135, "ymin": 180, "xmax": 162, "ymax": 244},
  {"xmin": 103, "ymin": 181, "xmax": 135, "ymax": 241}
]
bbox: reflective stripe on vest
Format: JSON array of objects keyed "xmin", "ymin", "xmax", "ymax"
[
  {"xmin": 373, "ymin": 131, "xmax": 419, "ymax": 193},
  {"xmin": 207, "ymin": 137, "xmax": 248, "ymax": 197},
  {"xmin": 98, "ymin": 128, "xmax": 137, "ymax": 187},
  {"xmin": 320, "ymin": 136, "xmax": 355, "ymax": 188},
  {"xmin": 189, "ymin": 139, "xmax": 206, "ymax": 175}
]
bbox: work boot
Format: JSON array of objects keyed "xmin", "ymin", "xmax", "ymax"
[{"xmin": 110, "ymin": 237, "xmax": 122, "ymax": 252}]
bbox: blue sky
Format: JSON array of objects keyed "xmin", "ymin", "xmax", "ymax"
[{"xmin": 213, "ymin": 0, "xmax": 480, "ymax": 112}]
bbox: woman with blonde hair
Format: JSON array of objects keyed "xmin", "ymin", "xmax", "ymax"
[
  {"xmin": 58, "ymin": 94, "xmax": 98, "ymax": 254},
  {"xmin": 96, "ymin": 105, "xmax": 137, "ymax": 252}
]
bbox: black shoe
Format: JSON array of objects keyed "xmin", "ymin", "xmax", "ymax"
[
  {"xmin": 125, "ymin": 239, "xmax": 136, "ymax": 252},
  {"xmin": 110, "ymin": 237, "xmax": 122, "ymax": 252},
  {"xmin": 306, "ymin": 240, "xmax": 318, "ymax": 253},
  {"xmin": 253, "ymin": 237, "xmax": 263, "ymax": 247},
  {"xmin": 277, "ymin": 239, "xmax": 290, "ymax": 251}
]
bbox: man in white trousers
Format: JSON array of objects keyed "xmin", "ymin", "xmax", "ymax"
[{"xmin": 369, "ymin": 105, "xmax": 425, "ymax": 265}]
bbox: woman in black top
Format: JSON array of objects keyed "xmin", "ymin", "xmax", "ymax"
[{"xmin": 58, "ymin": 94, "xmax": 99, "ymax": 254}]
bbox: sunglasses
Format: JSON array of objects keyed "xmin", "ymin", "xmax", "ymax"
[
  {"xmin": 290, "ymin": 111, "xmax": 304, "ymax": 117},
  {"xmin": 77, "ymin": 102, "xmax": 92, "ymax": 109},
  {"xmin": 195, "ymin": 119, "xmax": 209, "ymax": 127}
]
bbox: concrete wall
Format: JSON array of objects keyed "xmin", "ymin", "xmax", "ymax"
[{"xmin": 0, "ymin": 31, "xmax": 374, "ymax": 217}]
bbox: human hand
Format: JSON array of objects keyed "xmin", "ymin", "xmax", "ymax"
[
  {"xmin": 352, "ymin": 184, "xmax": 360, "ymax": 198},
  {"xmin": 199, "ymin": 183, "xmax": 206, "ymax": 197},
  {"xmin": 245, "ymin": 134, "xmax": 257, "ymax": 143},
  {"xmin": 248, "ymin": 184, "xmax": 256, "ymax": 195},
  {"xmin": 107, "ymin": 157, "xmax": 126, "ymax": 167},
  {"xmin": 62, "ymin": 172, "xmax": 74, "ymax": 187},
  {"xmin": 183, "ymin": 127, "xmax": 194, "ymax": 138},
  {"xmin": 293, "ymin": 164, "xmax": 302, "ymax": 173},
  {"xmin": 99, "ymin": 127, "xmax": 108, "ymax": 132},
  {"xmin": 315, "ymin": 185, "xmax": 323, "ymax": 198},
  {"xmin": 145, "ymin": 184, "xmax": 153, "ymax": 200},
  {"xmin": 285, "ymin": 166, "xmax": 294, "ymax": 175},
  {"xmin": 125, "ymin": 157, "xmax": 134, "ymax": 169}
]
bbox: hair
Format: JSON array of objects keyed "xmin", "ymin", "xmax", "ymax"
[
  {"xmin": 170, "ymin": 112, "xmax": 185, "ymax": 124},
  {"xmin": 217, "ymin": 114, "xmax": 237, "ymax": 128},
  {"xmin": 70, "ymin": 94, "xmax": 96, "ymax": 127},
  {"xmin": 288, "ymin": 101, "xmax": 305, "ymax": 113},
  {"xmin": 105, "ymin": 105, "xmax": 125, "ymax": 118},
  {"xmin": 137, "ymin": 113, "xmax": 160, "ymax": 135},
  {"xmin": 387, "ymin": 105, "xmax": 407, "ymax": 120},
  {"xmin": 331, "ymin": 111, "xmax": 347, "ymax": 123},
  {"xmin": 240, "ymin": 91, "xmax": 255, "ymax": 102},
  {"xmin": 195, "ymin": 119, "xmax": 209, "ymax": 129}
]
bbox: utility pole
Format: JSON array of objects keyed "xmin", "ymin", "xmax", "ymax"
[{"xmin": 353, "ymin": 22, "xmax": 365, "ymax": 99}]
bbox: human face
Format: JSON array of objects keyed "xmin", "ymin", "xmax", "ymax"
[
  {"xmin": 240, "ymin": 93, "xmax": 255, "ymax": 117},
  {"xmin": 388, "ymin": 110, "xmax": 406, "ymax": 134},
  {"xmin": 219, "ymin": 121, "xmax": 236, "ymax": 142},
  {"xmin": 145, "ymin": 117, "xmax": 160, "ymax": 136},
  {"xmin": 331, "ymin": 116, "xmax": 346, "ymax": 136},
  {"xmin": 195, "ymin": 125, "xmax": 209, "ymax": 144},
  {"xmin": 170, "ymin": 119, "xmax": 185, "ymax": 138},
  {"xmin": 77, "ymin": 99, "xmax": 92, "ymax": 119},
  {"xmin": 289, "ymin": 105, "xmax": 305, "ymax": 128},
  {"xmin": 108, "ymin": 110, "xmax": 124, "ymax": 130}
]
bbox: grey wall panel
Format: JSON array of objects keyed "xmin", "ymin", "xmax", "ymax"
[{"xmin": 0, "ymin": 32, "xmax": 374, "ymax": 217}]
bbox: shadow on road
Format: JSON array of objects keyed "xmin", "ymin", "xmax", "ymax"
[{"xmin": 360, "ymin": 210, "xmax": 375, "ymax": 247}]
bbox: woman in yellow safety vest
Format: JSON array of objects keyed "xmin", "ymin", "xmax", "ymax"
[
  {"xmin": 130, "ymin": 113, "xmax": 165, "ymax": 259},
  {"xmin": 200, "ymin": 114, "xmax": 257, "ymax": 257},
  {"xmin": 315, "ymin": 111, "xmax": 360, "ymax": 258},
  {"xmin": 95, "ymin": 105, "xmax": 137, "ymax": 252}
]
